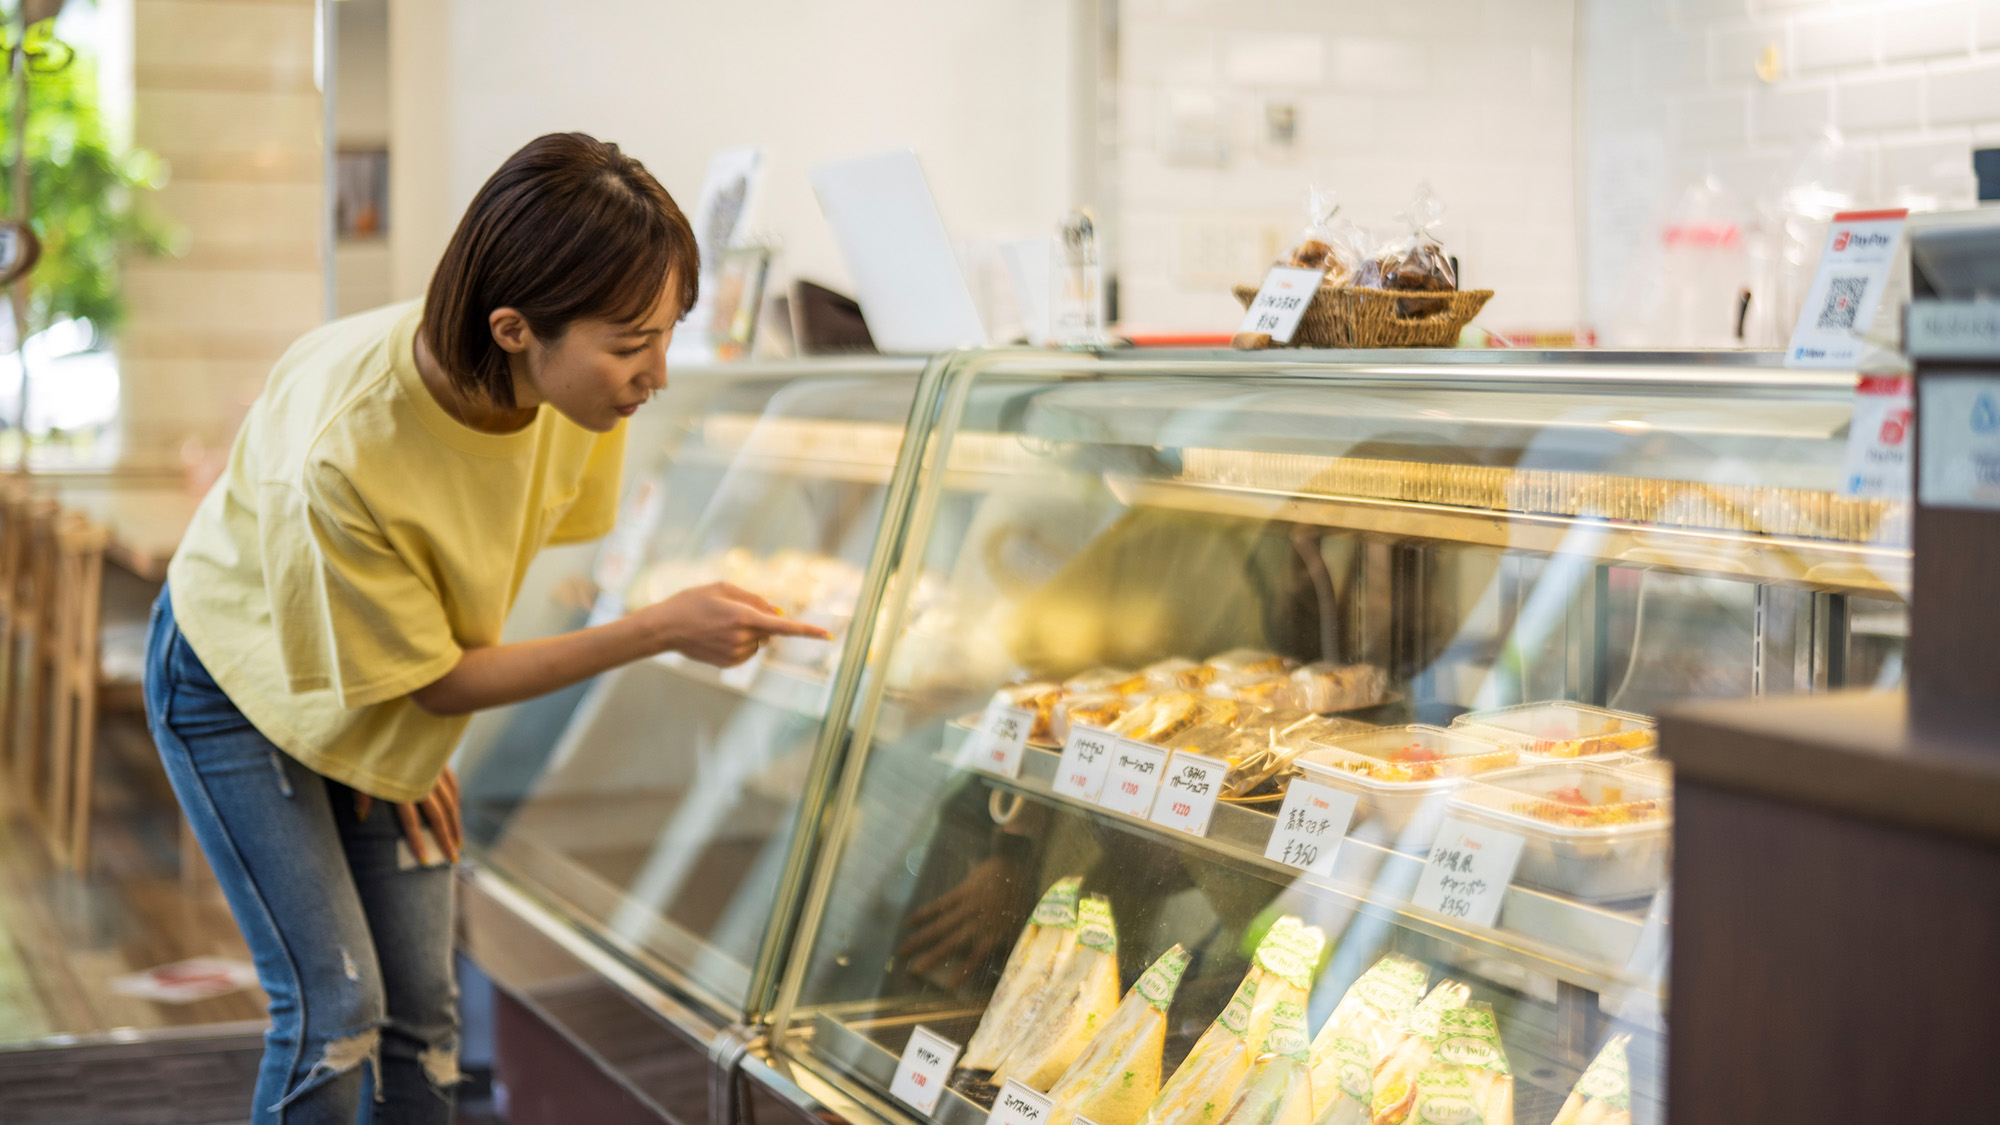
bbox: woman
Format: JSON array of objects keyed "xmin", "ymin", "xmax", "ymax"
[{"xmin": 144, "ymin": 132, "xmax": 826, "ymax": 1124}]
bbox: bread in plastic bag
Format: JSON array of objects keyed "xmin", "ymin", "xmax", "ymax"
[{"xmin": 1357, "ymin": 183, "xmax": 1457, "ymax": 317}]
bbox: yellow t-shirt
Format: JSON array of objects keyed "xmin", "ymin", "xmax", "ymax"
[{"xmin": 168, "ymin": 300, "xmax": 625, "ymax": 801}]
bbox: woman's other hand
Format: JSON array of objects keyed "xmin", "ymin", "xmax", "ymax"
[
  {"xmin": 354, "ymin": 767, "xmax": 463, "ymax": 866},
  {"xmin": 637, "ymin": 581, "xmax": 831, "ymax": 667}
]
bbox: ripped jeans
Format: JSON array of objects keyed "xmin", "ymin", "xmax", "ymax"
[{"xmin": 145, "ymin": 590, "xmax": 458, "ymax": 1124}]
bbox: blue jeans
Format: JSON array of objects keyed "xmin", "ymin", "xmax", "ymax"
[{"xmin": 144, "ymin": 590, "xmax": 458, "ymax": 1124}]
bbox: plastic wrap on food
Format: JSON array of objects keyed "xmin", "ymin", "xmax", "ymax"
[
  {"xmin": 1306, "ymin": 954, "xmax": 1429, "ymax": 1122},
  {"xmin": 1141, "ymin": 975, "xmax": 1260, "ymax": 1125},
  {"xmin": 1206, "ymin": 649, "xmax": 1294, "ymax": 678},
  {"xmin": 1208, "ymin": 673, "xmax": 1293, "ymax": 712},
  {"xmin": 1550, "ymin": 1035, "xmax": 1632, "ymax": 1125},
  {"xmin": 1110, "ymin": 692, "xmax": 1209, "ymax": 745},
  {"xmin": 1046, "ymin": 945, "xmax": 1190, "ymax": 1125},
  {"xmin": 1053, "ymin": 692, "xmax": 1136, "ymax": 746},
  {"xmin": 1289, "ymin": 663, "xmax": 1387, "ymax": 713},
  {"xmin": 959, "ymin": 878, "xmax": 1085, "ymax": 1073},
  {"xmin": 1451, "ymin": 702, "xmax": 1656, "ymax": 762},
  {"xmin": 992, "ymin": 896, "xmax": 1122, "ymax": 1091},
  {"xmin": 1355, "ymin": 183, "xmax": 1457, "ymax": 317},
  {"xmin": 1403, "ymin": 1006, "xmax": 1513, "ymax": 1125},
  {"xmin": 1284, "ymin": 714, "xmax": 1377, "ymax": 747},
  {"xmin": 997, "ymin": 682, "xmax": 1065, "ymax": 743},
  {"xmin": 1065, "ymin": 667, "xmax": 1152, "ymax": 698},
  {"xmin": 1212, "ymin": 999, "xmax": 1314, "ymax": 1125},
  {"xmin": 1141, "ymin": 658, "xmax": 1210, "ymax": 692},
  {"xmin": 1367, "ymin": 981, "xmax": 1470, "ymax": 1125},
  {"xmin": 1242, "ymin": 919, "xmax": 1325, "ymax": 1056}
]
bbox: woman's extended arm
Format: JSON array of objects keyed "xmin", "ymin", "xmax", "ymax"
[{"xmin": 408, "ymin": 581, "xmax": 829, "ymax": 717}]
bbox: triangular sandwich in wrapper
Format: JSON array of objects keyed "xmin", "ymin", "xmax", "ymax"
[
  {"xmin": 1306, "ymin": 953, "xmax": 1429, "ymax": 1122},
  {"xmin": 1213, "ymin": 999, "xmax": 1315, "ymax": 1125},
  {"xmin": 1046, "ymin": 944, "xmax": 1192, "ymax": 1125},
  {"xmin": 1551, "ymin": 1034, "xmax": 1631, "ymax": 1125},
  {"xmin": 1241, "ymin": 918, "xmax": 1325, "ymax": 1054},
  {"xmin": 993, "ymin": 895, "xmax": 1122, "ymax": 1090},
  {"xmin": 961, "ymin": 877, "xmax": 1085, "ymax": 1073},
  {"xmin": 1417, "ymin": 1005, "xmax": 1513, "ymax": 1125},
  {"xmin": 1368, "ymin": 980, "xmax": 1470, "ymax": 1125},
  {"xmin": 1139, "ymin": 974, "xmax": 1260, "ymax": 1125}
]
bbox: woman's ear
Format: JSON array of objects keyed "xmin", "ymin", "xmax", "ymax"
[{"xmin": 488, "ymin": 307, "xmax": 534, "ymax": 354}]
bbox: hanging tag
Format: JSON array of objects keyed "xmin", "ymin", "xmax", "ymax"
[{"xmin": 1411, "ymin": 817, "xmax": 1525, "ymax": 929}]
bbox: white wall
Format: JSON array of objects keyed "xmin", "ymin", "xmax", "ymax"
[
  {"xmin": 1114, "ymin": 0, "xmax": 1581, "ymax": 337},
  {"xmin": 387, "ymin": 0, "xmax": 1081, "ymax": 311}
]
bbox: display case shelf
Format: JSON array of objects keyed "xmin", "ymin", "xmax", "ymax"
[
  {"xmin": 649, "ymin": 651, "xmax": 916, "ymax": 744},
  {"xmin": 935, "ymin": 731, "xmax": 1660, "ymax": 999}
]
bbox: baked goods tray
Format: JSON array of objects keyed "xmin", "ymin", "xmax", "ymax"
[{"xmin": 934, "ymin": 731, "xmax": 1661, "ymax": 999}]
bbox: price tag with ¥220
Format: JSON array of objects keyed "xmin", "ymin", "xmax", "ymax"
[
  {"xmin": 1264, "ymin": 777, "xmax": 1359, "ymax": 876},
  {"xmin": 1097, "ymin": 740, "xmax": 1168, "ymax": 818},
  {"xmin": 1237, "ymin": 266, "xmax": 1327, "ymax": 345},
  {"xmin": 1149, "ymin": 751, "xmax": 1227, "ymax": 837},
  {"xmin": 1053, "ymin": 725, "xmax": 1118, "ymax": 801},
  {"xmin": 1411, "ymin": 816, "xmax": 1525, "ymax": 929},
  {"xmin": 959, "ymin": 700, "xmax": 1032, "ymax": 779},
  {"xmin": 889, "ymin": 1025, "xmax": 961, "ymax": 1115}
]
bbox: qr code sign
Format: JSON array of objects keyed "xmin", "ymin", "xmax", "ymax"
[{"xmin": 1816, "ymin": 276, "xmax": 1869, "ymax": 331}]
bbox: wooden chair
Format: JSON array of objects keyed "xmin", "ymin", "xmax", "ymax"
[
  {"xmin": 48, "ymin": 513, "xmax": 112, "ymax": 872},
  {"xmin": 5, "ymin": 496, "xmax": 58, "ymax": 827}
]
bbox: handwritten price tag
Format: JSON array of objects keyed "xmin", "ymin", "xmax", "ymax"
[
  {"xmin": 959, "ymin": 701, "xmax": 1032, "ymax": 779},
  {"xmin": 1053, "ymin": 725, "xmax": 1117, "ymax": 801},
  {"xmin": 988, "ymin": 1078, "xmax": 1054, "ymax": 1125},
  {"xmin": 890, "ymin": 1025, "xmax": 961, "ymax": 1115},
  {"xmin": 1411, "ymin": 817, "xmax": 1525, "ymax": 929},
  {"xmin": 1264, "ymin": 778, "xmax": 1359, "ymax": 876},
  {"xmin": 1149, "ymin": 751, "xmax": 1227, "ymax": 836},
  {"xmin": 1236, "ymin": 265, "xmax": 1327, "ymax": 344},
  {"xmin": 1097, "ymin": 740, "xmax": 1167, "ymax": 818}
]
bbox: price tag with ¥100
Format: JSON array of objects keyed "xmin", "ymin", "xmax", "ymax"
[
  {"xmin": 1411, "ymin": 816, "xmax": 1525, "ymax": 930},
  {"xmin": 1149, "ymin": 751, "xmax": 1227, "ymax": 837},
  {"xmin": 1096, "ymin": 740, "xmax": 1167, "ymax": 818},
  {"xmin": 1264, "ymin": 777, "xmax": 1359, "ymax": 876},
  {"xmin": 959, "ymin": 701, "xmax": 1032, "ymax": 779},
  {"xmin": 889, "ymin": 1025, "xmax": 961, "ymax": 1115},
  {"xmin": 1053, "ymin": 725, "xmax": 1118, "ymax": 801}
]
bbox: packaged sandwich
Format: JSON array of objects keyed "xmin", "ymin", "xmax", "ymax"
[
  {"xmin": 1242, "ymin": 918, "xmax": 1326, "ymax": 1054},
  {"xmin": 1066, "ymin": 667, "xmax": 1152, "ymax": 698},
  {"xmin": 960, "ymin": 877, "xmax": 1085, "ymax": 1073},
  {"xmin": 1406, "ymin": 1006, "xmax": 1513, "ymax": 1125},
  {"xmin": 1140, "ymin": 975, "xmax": 1261, "ymax": 1125},
  {"xmin": 1355, "ymin": 183, "xmax": 1456, "ymax": 317},
  {"xmin": 1143, "ymin": 657, "xmax": 1217, "ymax": 692},
  {"xmin": 1046, "ymin": 944, "xmax": 1192, "ymax": 1125},
  {"xmin": 1053, "ymin": 692, "xmax": 1136, "ymax": 746},
  {"xmin": 993, "ymin": 895, "xmax": 1123, "ymax": 1091},
  {"xmin": 1206, "ymin": 649, "xmax": 1294, "ymax": 678},
  {"xmin": 1550, "ymin": 1035, "xmax": 1631, "ymax": 1125},
  {"xmin": 1368, "ymin": 981, "xmax": 1472, "ymax": 1125},
  {"xmin": 1306, "ymin": 954, "xmax": 1429, "ymax": 1121},
  {"xmin": 1289, "ymin": 663, "xmax": 1387, "ymax": 714},
  {"xmin": 1213, "ymin": 999, "xmax": 1316, "ymax": 1125}
]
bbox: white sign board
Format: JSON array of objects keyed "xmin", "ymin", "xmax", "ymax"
[
  {"xmin": 1264, "ymin": 778, "xmax": 1360, "ymax": 876},
  {"xmin": 1053, "ymin": 725, "xmax": 1117, "ymax": 802},
  {"xmin": 1919, "ymin": 376, "xmax": 2000, "ymax": 511},
  {"xmin": 1841, "ymin": 375, "xmax": 1914, "ymax": 500},
  {"xmin": 1411, "ymin": 817, "xmax": 1526, "ymax": 930},
  {"xmin": 1149, "ymin": 751, "xmax": 1226, "ymax": 837},
  {"xmin": 959, "ymin": 702, "xmax": 1032, "ymax": 779},
  {"xmin": 1097, "ymin": 740, "xmax": 1168, "ymax": 818},
  {"xmin": 890, "ymin": 1026, "xmax": 961, "ymax": 1115},
  {"xmin": 988, "ymin": 1079, "xmax": 1054, "ymax": 1125},
  {"xmin": 1786, "ymin": 209, "xmax": 1907, "ymax": 369},
  {"xmin": 1237, "ymin": 266, "xmax": 1327, "ymax": 344}
]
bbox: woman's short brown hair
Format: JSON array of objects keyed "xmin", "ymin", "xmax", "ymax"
[{"xmin": 421, "ymin": 132, "xmax": 699, "ymax": 408}]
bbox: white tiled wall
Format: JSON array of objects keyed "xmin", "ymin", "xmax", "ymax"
[
  {"xmin": 1114, "ymin": 0, "xmax": 1582, "ymax": 336},
  {"xmin": 1582, "ymin": 0, "xmax": 1995, "ymax": 342}
]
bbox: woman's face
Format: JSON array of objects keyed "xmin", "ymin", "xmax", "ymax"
[{"xmin": 506, "ymin": 273, "xmax": 680, "ymax": 432}]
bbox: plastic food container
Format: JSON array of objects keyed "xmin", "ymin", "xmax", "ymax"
[
  {"xmin": 1296, "ymin": 725, "xmax": 1515, "ymax": 850},
  {"xmin": 1447, "ymin": 762, "xmax": 1671, "ymax": 903},
  {"xmin": 1450, "ymin": 702, "xmax": 1656, "ymax": 764}
]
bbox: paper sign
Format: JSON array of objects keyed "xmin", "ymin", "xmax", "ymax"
[
  {"xmin": 890, "ymin": 1025, "xmax": 961, "ymax": 1114},
  {"xmin": 1053, "ymin": 725, "xmax": 1118, "ymax": 801},
  {"xmin": 1411, "ymin": 817, "xmax": 1526, "ymax": 929},
  {"xmin": 719, "ymin": 650, "xmax": 764, "ymax": 692},
  {"xmin": 960, "ymin": 701, "xmax": 1032, "ymax": 778},
  {"xmin": 988, "ymin": 1078, "xmax": 1054, "ymax": 1125},
  {"xmin": 1920, "ymin": 376, "xmax": 2000, "ymax": 511},
  {"xmin": 1841, "ymin": 374, "xmax": 1914, "ymax": 499},
  {"xmin": 1786, "ymin": 209, "xmax": 1907, "ymax": 369},
  {"xmin": 1264, "ymin": 778, "xmax": 1360, "ymax": 875},
  {"xmin": 1149, "ymin": 751, "xmax": 1227, "ymax": 836},
  {"xmin": 1237, "ymin": 266, "xmax": 1327, "ymax": 344},
  {"xmin": 1098, "ymin": 740, "xmax": 1168, "ymax": 818}
]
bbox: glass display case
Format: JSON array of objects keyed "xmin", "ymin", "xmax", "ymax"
[
  {"xmin": 756, "ymin": 349, "xmax": 1910, "ymax": 1125},
  {"xmin": 457, "ymin": 356, "xmax": 937, "ymax": 1029}
]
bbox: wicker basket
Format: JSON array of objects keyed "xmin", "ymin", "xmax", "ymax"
[{"xmin": 1232, "ymin": 283, "xmax": 1494, "ymax": 348}]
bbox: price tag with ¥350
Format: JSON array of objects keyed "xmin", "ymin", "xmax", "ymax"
[
  {"xmin": 1264, "ymin": 777, "xmax": 1359, "ymax": 876},
  {"xmin": 1097, "ymin": 740, "xmax": 1167, "ymax": 818},
  {"xmin": 1149, "ymin": 751, "xmax": 1227, "ymax": 837},
  {"xmin": 1237, "ymin": 265, "xmax": 1327, "ymax": 344},
  {"xmin": 889, "ymin": 1025, "xmax": 961, "ymax": 1115},
  {"xmin": 1411, "ymin": 816, "xmax": 1525, "ymax": 930},
  {"xmin": 987, "ymin": 1078, "xmax": 1054, "ymax": 1125},
  {"xmin": 1053, "ymin": 725, "xmax": 1117, "ymax": 801},
  {"xmin": 960, "ymin": 701, "xmax": 1032, "ymax": 779}
]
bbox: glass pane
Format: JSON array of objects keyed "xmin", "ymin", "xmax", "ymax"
[
  {"xmin": 461, "ymin": 361, "xmax": 924, "ymax": 1013},
  {"xmin": 780, "ymin": 352, "xmax": 1909, "ymax": 1125}
]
